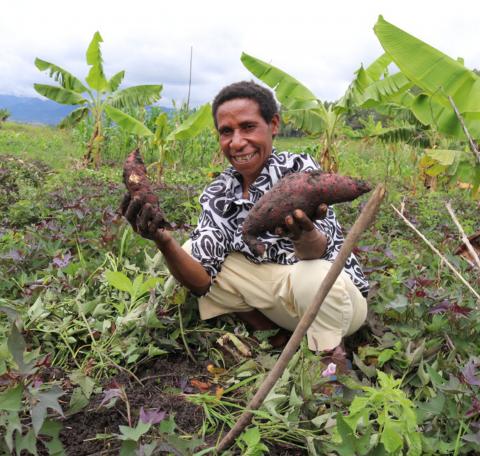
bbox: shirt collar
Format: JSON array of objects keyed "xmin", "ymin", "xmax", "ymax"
[{"xmin": 221, "ymin": 149, "xmax": 278, "ymax": 214}]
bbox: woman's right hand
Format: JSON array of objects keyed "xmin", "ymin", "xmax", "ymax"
[{"xmin": 119, "ymin": 193, "xmax": 172, "ymax": 246}]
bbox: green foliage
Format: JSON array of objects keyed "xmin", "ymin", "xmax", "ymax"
[
  {"xmin": 0, "ymin": 108, "xmax": 11, "ymax": 123},
  {"xmin": 34, "ymin": 31, "xmax": 163, "ymax": 166},
  {"xmin": 0, "ymin": 310, "xmax": 66, "ymax": 455},
  {"xmin": 334, "ymin": 370, "xmax": 422, "ymax": 455}
]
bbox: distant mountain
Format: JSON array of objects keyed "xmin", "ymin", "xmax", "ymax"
[
  {"xmin": 0, "ymin": 95, "xmax": 174, "ymax": 126},
  {"xmin": 0, "ymin": 95, "xmax": 76, "ymax": 125}
]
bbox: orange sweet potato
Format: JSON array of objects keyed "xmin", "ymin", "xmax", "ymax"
[
  {"xmin": 242, "ymin": 170, "xmax": 371, "ymax": 255},
  {"xmin": 123, "ymin": 148, "xmax": 170, "ymax": 228}
]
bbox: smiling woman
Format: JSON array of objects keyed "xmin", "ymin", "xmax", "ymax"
[{"xmin": 216, "ymin": 98, "xmax": 279, "ymax": 197}]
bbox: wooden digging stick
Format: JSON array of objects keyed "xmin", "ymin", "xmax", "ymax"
[{"xmin": 216, "ymin": 184, "xmax": 386, "ymax": 453}]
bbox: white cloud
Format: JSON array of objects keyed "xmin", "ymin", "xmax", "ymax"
[{"xmin": 2, "ymin": 0, "xmax": 480, "ymax": 105}]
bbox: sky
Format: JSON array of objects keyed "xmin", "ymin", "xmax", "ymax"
[{"xmin": 1, "ymin": 0, "xmax": 479, "ymax": 108}]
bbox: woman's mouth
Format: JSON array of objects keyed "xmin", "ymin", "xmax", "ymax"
[{"xmin": 233, "ymin": 152, "xmax": 256, "ymax": 164}]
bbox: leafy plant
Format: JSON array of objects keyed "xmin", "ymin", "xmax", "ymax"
[
  {"xmin": 0, "ymin": 108, "xmax": 10, "ymax": 124},
  {"xmin": 0, "ymin": 308, "xmax": 66, "ymax": 455},
  {"xmin": 34, "ymin": 31, "xmax": 162, "ymax": 166},
  {"xmin": 333, "ymin": 370, "xmax": 422, "ymax": 455}
]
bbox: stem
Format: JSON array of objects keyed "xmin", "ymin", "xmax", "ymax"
[
  {"xmin": 186, "ymin": 46, "xmax": 193, "ymax": 110},
  {"xmin": 216, "ymin": 184, "xmax": 386, "ymax": 452},
  {"xmin": 446, "ymin": 201, "xmax": 480, "ymax": 270},
  {"xmin": 178, "ymin": 303, "xmax": 197, "ymax": 364},
  {"xmin": 391, "ymin": 204, "xmax": 480, "ymax": 303},
  {"xmin": 447, "ymin": 96, "xmax": 480, "ymax": 165}
]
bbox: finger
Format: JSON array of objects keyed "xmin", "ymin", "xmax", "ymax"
[
  {"xmin": 124, "ymin": 198, "xmax": 143, "ymax": 229},
  {"xmin": 285, "ymin": 214, "xmax": 302, "ymax": 239},
  {"xmin": 275, "ymin": 226, "xmax": 286, "ymax": 237},
  {"xmin": 137, "ymin": 203, "xmax": 154, "ymax": 234},
  {"xmin": 292, "ymin": 209, "xmax": 315, "ymax": 232},
  {"xmin": 315, "ymin": 204, "xmax": 328, "ymax": 220},
  {"xmin": 150, "ymin": 211, "xmax": 166, "ymax": 235},
  {"xmin": 119, "ymin": 193, "xmax": 131, "ymax": 215}
]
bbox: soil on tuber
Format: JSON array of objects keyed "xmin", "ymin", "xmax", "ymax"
[
  {"xmin": 242, "ymin": 170, "xmax": 371, "ymax": 255},
  {"xmin": 123, "ymin": 148, "xmax": 170, "ymax": 228}
]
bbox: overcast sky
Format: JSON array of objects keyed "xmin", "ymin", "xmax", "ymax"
[{"xmin": 2, "ymin": 1, "xmax": 479, "ymax": 108}]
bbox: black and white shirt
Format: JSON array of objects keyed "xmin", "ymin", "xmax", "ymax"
[{"xmin": 190, "ymin": 150, "xmax": 369, "ymax": 297}]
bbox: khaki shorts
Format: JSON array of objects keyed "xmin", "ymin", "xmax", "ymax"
[{"xmin": 182, "ymin": 241, "xmax": 367, "ymax": 351}]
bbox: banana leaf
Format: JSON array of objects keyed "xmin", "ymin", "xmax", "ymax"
[
  {"xmin": 108, "ymin": 85, "xmax": 163, "ymax": 110},
  {"xmin": 104, "ymin": 105, "xmax": 153, "ymax": 137},
  {"xmin": 374, "ymin": 16, "xmax": 480, "ymax": 115},
  {"xmin": 34, "ymin": 58, "xmax": 87, "ymax": 93},
  {"xmin": 58, "ymin": 107, "xmax": 89, "ymax": 128},
  {"xmin": 167, "ymin": 103, "xmax": 213, "ymax": 141},
  {"xmin": 34, "ymin": 84, "xmax": 87, "ymax": 105},
  {"xmin": 108, "ymin": 71, "xmax": 125, "ymax": 92},
  {"xmin": 85, "ymin": 31, "xmax": 108, "ymax": 92}
]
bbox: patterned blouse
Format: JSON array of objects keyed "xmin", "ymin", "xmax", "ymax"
[{"xmin": 190, "ymin": 150, "xmax": 369, "ymax": 297}]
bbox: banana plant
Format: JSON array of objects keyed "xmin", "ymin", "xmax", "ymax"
[
  {"xmin": 34, "ymin": 31, "xmax": 162, "ymax": 167},
  {"xmin": 241, "ymin": 51, "xmax": 417, "ymax": 173},
  {"xmin": 241, "ymin": 52, "xmax": 341, "ymax": 172},
  {"xmin": 110, "ymin": 102, "xmax": 214, "ymax": 182},
  {"xmin": 373, "ymin": 16, "xmax": 480, "ymax": 189}
]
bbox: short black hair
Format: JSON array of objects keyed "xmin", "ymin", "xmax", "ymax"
[{"xmin": 212, "ymin": 80, "xmax": 279, "ymax": 128}]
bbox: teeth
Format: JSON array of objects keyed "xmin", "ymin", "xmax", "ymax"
[{"xmin": 235, "ymin": 153, "xmax": 255, "ymax": 163}]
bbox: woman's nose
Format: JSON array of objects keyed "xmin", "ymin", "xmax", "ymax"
[{"xmin": 230, "ymin": 130, "xmax": 246, "ymax": 150}]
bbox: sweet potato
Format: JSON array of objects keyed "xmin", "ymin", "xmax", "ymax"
[
  {"xmin": 242, "ymin": 170, "xmax": 371, "ymax": 255},
  {"xmin": 123, "ymin": 148, "xmax": 170, "ymax": 228}
]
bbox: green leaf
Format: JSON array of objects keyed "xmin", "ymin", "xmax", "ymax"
[
  {"xmin": 4, "ymin": 411, "xmax": 21, "ymax": 452},
  {"xmin": 167, "ymin": 103, "xmax": 213, "ymax": 141},
  {"xmin": 35, "ymin": 58, "xmax": 87, "ymax": 93},
  {"xmin": 14, "ymin": 428, "xmax": 38, "ymax": 456},
  {"xmin": 241, "ymin": 426, "xmax": 261, "ymax": 446},
  {"xmin": 0, "ymin": 384, "xmax": 23, "ymax": 411},
  {"xmin": 109, "ymin": 84, "xmax": 163, "ymax": 109},
  {"xmin": 7, "ymin": 325, "xmax": 35, "ymax": 374},
  {"xmin": 241, "ymin": 52, "xmax": 330, "ymax": 136},
  {"xmin": 375, "ymin": 16, "xmax": 480, "ymax": 113},
  {"xmin": 139, "ymin": 276, "xmax": 161, "ymax": 296},
  {"xmin": 30, "ymin": 386, "xmax": 65, "ymax": 435},
  {"xmin": 104, "ymin": 105, "xmax": 153, "ymax": 137},
  {"xmin": 34, "ymin": 84, "xmax": 88, "ymax": 105},
  {"xmin": 377, "ymin": 348, "xmax": 397, "ymax": 367},
  {"xmin": 374, "ymin": 15, "xmax": 480, "ymax": 138},
  {"xmin": 69, "ymin": 370, "xmax": 95, "ymax": 398},
  {"xmin": 67, "ymin": 387, "xmax": 89, "ymax": 415},
  {"xmin": 118, "ymin": 421, "xmax": 151, "ymax": 441},
  {"xmin": 108, "ymin": 70, "xmax": 125, "ymax": 92},
  {"xmin": 28, "ymin": 296, "xmax": 48, "ymax": 322},
  {"xmin": 120, "ymin": 440, "xmax": 137, "ymax": 456},
  {"xmin": 241, "ymin": 52, "xmax": 318, "ymax": 109},
  {"xmin": 85, "ymin": 31, "xmax": 108, "ymax": 91},
  {"xmin": 40, "ymin": 419, "xmax": 66, "ymax": 456},
  {"xmin": 58, "ymin": 107, "xmax": 90, "ymax": 129},
  {"xmin": 381, "ymin": 421, "xmax": 403, "ymax": 453},
  {"xmin": 105, "ymin": 270, "xmax": 133, "ymax": 293}
]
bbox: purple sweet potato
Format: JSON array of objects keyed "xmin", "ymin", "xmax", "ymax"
[
  {"xmin": 123, "ymin": 148, "xmax": 170, "ymax": 228},
  {"xmin": 242, "ymin": 170, "xmax": 371, "ymax": 255}
]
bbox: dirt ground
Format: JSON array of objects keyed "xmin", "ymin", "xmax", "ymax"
[
  {"xmin": 55, "ymin": 356, "xmax": 205, "ymax": 455},
  {"xmin": 37, "ymin": 354, "xmax": 307, "ymax": 455}
]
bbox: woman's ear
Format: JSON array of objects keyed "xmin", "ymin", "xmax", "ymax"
[{"xmin": 270, "ymin": 113, "xmax": 280, "ymax": 137}]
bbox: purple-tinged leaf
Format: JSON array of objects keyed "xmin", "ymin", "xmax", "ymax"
[
  {"xmin": 139, "ymin": 406, "xmax": 166, "ymax": 425},
  {"xmin": 99, "ymin": 388, "xmax": 122, "ymax": 407},
  {"xmin": 52, "ymin": 252, "xmax": 73, "ymax": 268},
  {"xmin": 466, "ymin": 396, "xmax": 480, "ymax": 418},
  {"xmin": 1, "ymin": 249, "xmax": 25, "ymax": 262},
  {"xmin": 429, "ymin": 300, "xmax": 471, "ymax": 316},
  {"xmin": 463, "ymin": 430, "xmax": 480, "ymax": 444},
  {"xmin": 463, "ymin": 359, "xmax": 480, "ymax": 387}
]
